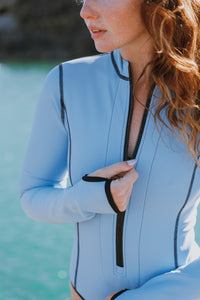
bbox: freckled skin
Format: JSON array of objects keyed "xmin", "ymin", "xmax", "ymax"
[{"xmin": 80, "ymin": 0, "xmax": 151, "ymax": 59}]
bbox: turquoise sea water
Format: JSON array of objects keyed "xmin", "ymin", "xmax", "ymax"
[
  {"xmin": 0, "ymin": 62, "xmax": 200, "ymax": 300},
  {"xmin": 0, "ymin": 63, "xmax": 73, "ymax": 300}
]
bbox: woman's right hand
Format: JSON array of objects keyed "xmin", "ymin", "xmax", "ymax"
[{"xmin": 88, "ymin": 159, "xmax": 139, "ymax": 212}]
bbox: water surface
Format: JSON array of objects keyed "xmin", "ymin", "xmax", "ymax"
[{"xmin": 0, "ymin": 63, "xmax": 74, "ymax": 300}]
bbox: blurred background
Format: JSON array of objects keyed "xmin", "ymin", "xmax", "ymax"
[
  {"xmin": 0, "ymin": 0, "xmax": 97, "ymax": 299},
  {"xmin": 0, "ymin": 1, "xmax": 200, "ymax": 300},
  {"xmin": 0, "ymin": 0, "xmax": 97, "ymax": 61}
]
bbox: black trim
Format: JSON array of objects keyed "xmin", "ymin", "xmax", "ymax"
[
  {"xmin": 74, "ymin": 223, "xmax": 80, "ymax": 289},
  {"xmin": 111, "ymin": 52, "xmax": 129, "ymax": 81},
  {"xmin": 123, "ymin": 65, "xmax": 134, "ymax": 161},
  {"xmin": 174, "ymin": 155, "xmax": 200, "ymax": 268},
  {"xmin": 116, "ymin": 212, "xmax": 126, "ymax": 267},
  {"xmin": 59, "ymin": 63, "xmax": 73, "ymax": 186},
  {"xmin": 59, "ymin": 64, "xmax": 66, "ymax": 125},
  {"xmin": 82, "ymin": 174, "xmax": 120, "ymax": 214},
  {"xmin": 111, "ymin": 289, "xmax": 128, "ymax": 299},
  {"xmin": 115, "ymin": 65, "xmax": 155, "ymax": 267},
  {"xmin": 71, "ymin": 282, "xmax": 85, "ymax": 300},
  {"xmin": 105, "ymin": 179, "xmax": 120, "ymax": 214},
  {"xmin": 130, "ymin": 84, "xmax": 154, "ymax": 159},
  {"xmin": 115, "ymin": 64, "xmax": 134, "ymax": 267},
  {"xmin": 82, "ymin": 174, "xmax": 108, "ymax": 182}
]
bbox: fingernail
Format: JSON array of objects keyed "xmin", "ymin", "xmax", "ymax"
[{"xmin": 127, "ymin": 159, "xmax": 137, "ymax": 166}]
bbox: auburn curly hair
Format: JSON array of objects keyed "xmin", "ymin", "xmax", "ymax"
[{"xmin": 141, "ymin": 0, "xmax": 200, "ymax": 164}]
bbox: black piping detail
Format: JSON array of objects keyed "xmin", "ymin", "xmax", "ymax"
[
  {"xmin": 59, "ymin": 64, "xmax": 73, "ymax": 186},
  {"xmin": 115, "ymin": 65, "xmax": 155, "ymax": 267},
  {"xmin": 123, "ymin": 65, "xmax": 134, "ymax": 161},
  {"xmin": 116, "ymin": 212, "xmax": 126, "ymax": 267},
  {"xmin": 59, "ymin": 64, "xmax": 66, "ymax": 125},
  {"xmin": 82, "ymin": 174, "xmax": 108, "ymax": 182},
  {"xmin": 115, "ymin": 64, "xmax": 133, "ymax": 267},
  {"xmin": 111, "ymin": 52, "xmax": 129, "ymax": 81},
  {"xmin": 174, "ymin": 155, "xmax": 200, "ymax": 268},
  {"xmin": 82, "ymin": 175, "xmax": 119, "ymax": 214},
  {"xmin": 74, "ymin": 223, "xmax": 80, "ymax": 289},
  {"xmin": 71, "ymin": 282, "xmax": 85, "ymax": 300},
  {"xmin": 105, "ymin": 179, "xmax": 120, "ymax": 214},
  {"xmin": 111, "ymin": 289, "xmax": 128, "ymax": 299},
  {"xmin": 130, "ymin": 83, "xmax": 155, "ymax": 159}
]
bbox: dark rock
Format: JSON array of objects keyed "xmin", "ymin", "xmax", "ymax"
[
  {"xmin": 0, "ymin": 0, "xmax": 97, "ymax": 61},
  {"xmin": 0, "ymin": 15, "xmax": 18, "ymax": 33},
  {"xmin": 0, "ymin": 0, "xmax": 17, "ymax": 11}
]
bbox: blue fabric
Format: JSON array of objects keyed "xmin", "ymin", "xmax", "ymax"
[{"xmin": 19, "ymin": 49, "xmax": 200, "ymax": 299}]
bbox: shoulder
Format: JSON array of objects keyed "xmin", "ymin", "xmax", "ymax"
[
  {"xmin": 40, "ymin": 52, "xmax": 115, "ymax": 108},
  {"xmin": 44, "ymin": 52, "xmax": 113, "ymax": 87},
  {"xmin": 62, "ymin": 52, "xmax": 110, "ymax": 70},
  {"xmin": 61, "ymin": 53, "xmax": 114, "ymax": 82}
]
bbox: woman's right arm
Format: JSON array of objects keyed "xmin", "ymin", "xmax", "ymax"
[
  {"xmin": 18, "ymin": 66, "xmax": 117, "ymax": 224},
  {"xmin": 19, "ymin": 66, "xmax": 138, "ymax": 224}
]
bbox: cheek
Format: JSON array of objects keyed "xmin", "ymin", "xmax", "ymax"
[{"xmin": 107, "ymin": 2, "xmax": 143, "ymax": 34}]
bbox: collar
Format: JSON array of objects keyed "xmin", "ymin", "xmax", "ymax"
[{"xmin": 111, "ymin": 49, "xmax": 130, "ymax": 81}]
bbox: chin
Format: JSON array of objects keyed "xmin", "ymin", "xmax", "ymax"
[{"xmin": 94, "ymin": 42, "xmax": 117, "ymax": 54}]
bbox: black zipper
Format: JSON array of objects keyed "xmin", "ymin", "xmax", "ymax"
[{"xmin": 115, "ymin": 65, "xmax": 154, "ymax": 267}]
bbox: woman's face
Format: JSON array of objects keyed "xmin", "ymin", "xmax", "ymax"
[{"xmin": 80, "ymin": 0, "xmax": 150, "ymax": 56}]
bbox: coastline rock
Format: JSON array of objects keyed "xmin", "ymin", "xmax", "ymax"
[
  {"xmin": 0, "ymin": 15, "xmax": 18, "ymax": 33},
  {"xmin": 0, "ymin": 0, "xmax": 97, "ymax": 61},
  {"xmin": 0, "ymin": 0, "xmax": 17, "ymax": 11}
]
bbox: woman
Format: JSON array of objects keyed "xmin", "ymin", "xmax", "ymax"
[{"xmin": 19, "ymin": 0, "xmax": 200, "ymax": 299}]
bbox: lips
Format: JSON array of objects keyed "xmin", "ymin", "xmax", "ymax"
[{"xmin": 88, "ymin": 26, "xmax": 107, "ymax": 39}]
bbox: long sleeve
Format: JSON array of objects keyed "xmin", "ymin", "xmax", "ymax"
[
  {"xmin": 19, "ymin": 66, "xmax": 115, "ymax": 224},
  {"xmin": 113, "ymin": 257, "xmax": 200, "ymax": 300}
]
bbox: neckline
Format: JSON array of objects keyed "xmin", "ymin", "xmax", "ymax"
[
  {"xmin": 127, "ymin": 81, "xmax": 156, "ymax": 160},
  {"xmin": 111, "ymin": 50, "xmax": 130, "ymax": 81}
]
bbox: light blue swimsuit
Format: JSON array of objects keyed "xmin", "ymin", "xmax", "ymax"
[{"xmin": 19, "ymin": 49, "xmax": 200, "ymax": 299}]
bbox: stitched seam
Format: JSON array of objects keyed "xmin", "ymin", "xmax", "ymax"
[
  {"xmin": 74, "ymin": 223, "xmax": 80, "ymax": 289},
  {"xmin": 99, "ymin": 213, "xmax": 105, "ymax": 282},
  {"xmin": 120, "ymin": 85, "xmax": 130, "ymax": 160},
  {"xmin": 174, "ymin": 154, "xmax": 200, "ymax": 268},
  {"xmin": 104, "ymin": 80, "xmax": 121, "ymax": 166},
  {"xmin": 136, "ymin": 111, "xmax": 151, "ymax": 163},
  {"xmin": 137, "ymin": 126, "xmax": 163, "ymax": 286},
  {"xmin": 59, "ymin": 64, "xmax": 73, "ymax": 186},
  {"xmin": 135, "ymin": 85, "xmax": 156, "ymax": 163}
]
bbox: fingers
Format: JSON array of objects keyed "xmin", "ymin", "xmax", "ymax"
[
  {"xmin": 89, "ymin": 159, "xmax": 137, "ymax": 178},
  {"xmin": 104, "ymin": 293, "xmax": 116, "ymax": 300},
  {"xmin": 110, "ymin": 168, "xmax": 139, "ymax": 212},
  {"xmin": 120, "ymin": 166, "xmax": 139, "ymax": 183},
  {"xmin": 87, "ymin": 159, "xmax": 139, "ymax": 213}
]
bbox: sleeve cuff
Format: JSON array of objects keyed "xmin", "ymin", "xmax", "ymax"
[
  {"xmin": 105, "ymin": 179, "xmax": 120, "ymax": 214},
  {"xmin": 111, "ymin": 289, "xmax": 128, "ymax": 299},
  {"xmin": 82, "ymin": 174, "xmax": 120, "ymax": 214}
]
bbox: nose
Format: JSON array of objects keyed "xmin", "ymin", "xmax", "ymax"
[{"xmin": 80, "ymin": 0, "xmax": 98, "ymax": 21}]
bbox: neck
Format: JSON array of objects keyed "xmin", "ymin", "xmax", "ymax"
[{"xmin": 120, "ymin": 35, "xmax": 154, "ymax": 88}]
